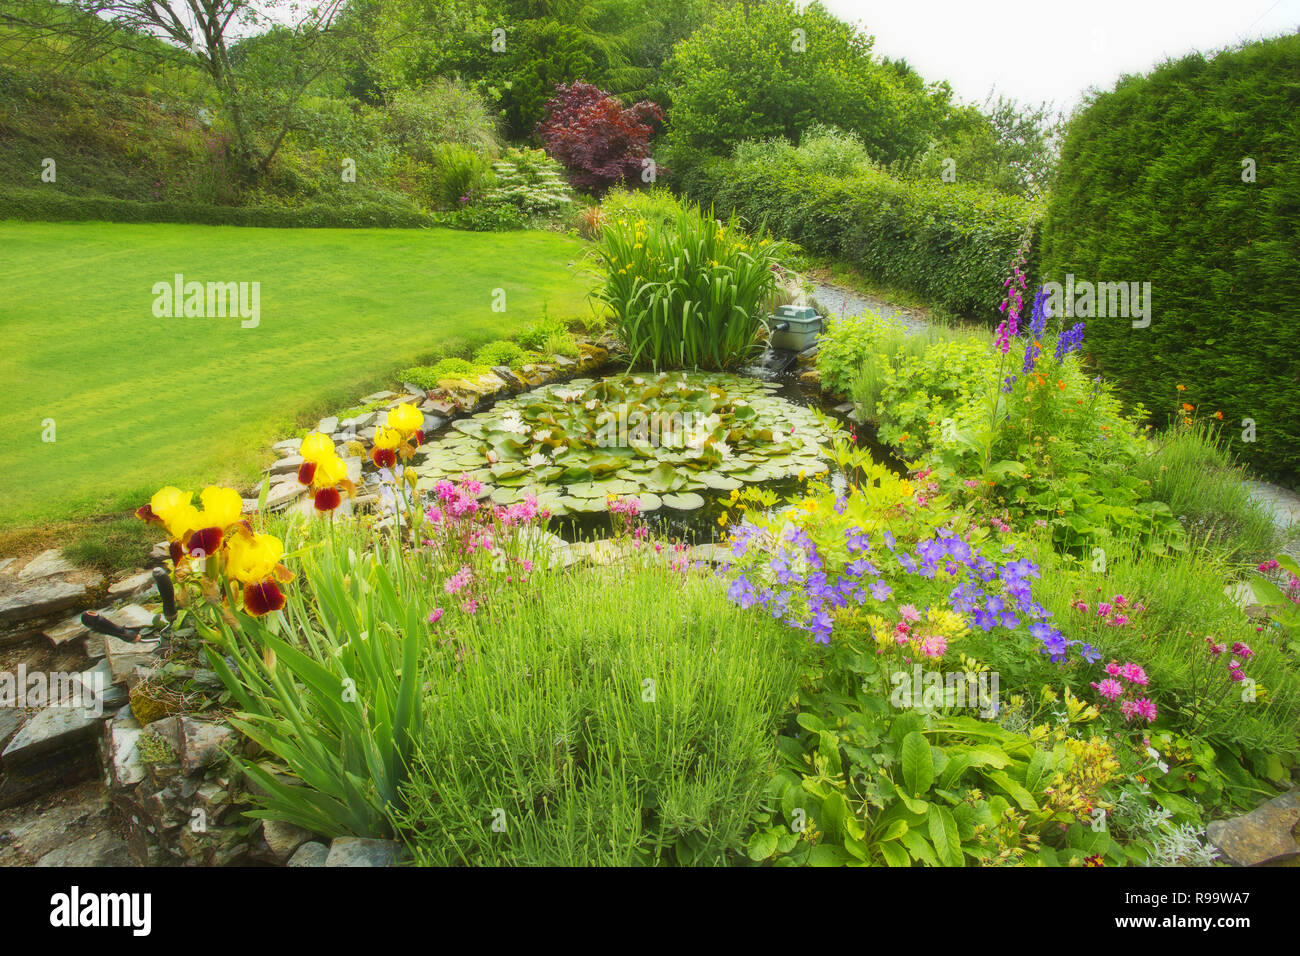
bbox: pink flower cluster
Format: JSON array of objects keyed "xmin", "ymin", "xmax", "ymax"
[
  {"xmin": 426, "ymin": 477, "xmax": 483, "ymax": 523},
  {"xmin": 1091, "ymin": 659, "xmax": 1157, "ymax": 723},
  {"xmin": 1071, "ymin": 593, "xmax": 1145, "ymax": 627},
  {"xmin": 1205, "ymin": 637, "xmax": 1253, "ymax": 682}
]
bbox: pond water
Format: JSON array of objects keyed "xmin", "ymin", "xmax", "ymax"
[{"xmin": 415, "ymin": 358, "xmax": 908, "ymax": 547}]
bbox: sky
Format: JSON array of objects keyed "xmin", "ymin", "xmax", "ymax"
[{"xmin": 820, "ymin": 0, "xmax": 1300, "ymax": 113}]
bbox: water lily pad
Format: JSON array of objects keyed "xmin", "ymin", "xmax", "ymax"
[
  {"xmin": 662, "ymin": 492, "xmax": 705, "ymax": 511},
  {"xmin": 699, "ymin": 472, "xmax": 743, "ymax": 491}
]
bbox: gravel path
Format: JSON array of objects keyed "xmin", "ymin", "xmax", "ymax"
[{"xmin": 805, "ymin": 279, "xmax": 929, "ymax": 334}]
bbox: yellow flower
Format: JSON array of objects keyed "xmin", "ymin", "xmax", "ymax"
[
  {"xmin": 315, "ymin": 453, "xmax": 347, "ymax": 487},
  {"xmin": 717, "ymin": 513, "xmax": 728, "ymax": 527},
  {"xmin": 299, "ymin": 432, "xmax": 335, "ymax": 465},
  {"xmin": 150, "ymin": 486, "xmax": 200, "ymax": 541},
  {"xmin": 225, "ymin": 529, "xmax": 285, "ymax": 585},
  {"xmin": 388, "ymin": 402, "xmax": 424, "ymax": 438},
  {"xmin": 373, "ymin": 425, "xmax": 402, "ymax": 450},
  {"xmin": 196, "ymin": 486, "xmax": 243, "ymax": 530}
]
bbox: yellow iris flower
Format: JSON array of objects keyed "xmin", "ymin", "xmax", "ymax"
[
  {"xmin": 196, "ymin": 486, "xmax": 242, "ymax": 530},
  {"xmin": 387, "ymin": 403, "xmax": 424, "ymax": 438},
  {"xmin": 225, "ymin": 528, "xmax": 285, "ymax": 585},
  {"xmin": 299, "ymin": 432, "xmax": 335, "ymax": 464},
  {"xmin": 150, "ymin": 486, "xmax": 201, "ymax": 541},
  {"xmin": 373, "ymin": 425, "xmax": 402, "ymax": 450}
]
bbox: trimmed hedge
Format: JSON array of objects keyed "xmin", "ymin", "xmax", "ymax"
[
  {"xmin": 680, "ymin": 156, "xmax": 1039, "ymax": 322},
  {"xmin": 0, "ymin": 188, "xmax": 438, "ymax": 229},
  {"xmin": 1040, "ymin": 35, "xmax": 1300, "ymax": 481}
]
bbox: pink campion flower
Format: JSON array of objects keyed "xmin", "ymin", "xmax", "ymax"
[
  {"xmin": 519, "ymin": 558, "xmax": 534, "ymax": 573},
  {"xmin": 919, "ymin": 634, "xmax": 948, "ymax": 659},
  {"xmin": 1105, "ymin": 661, "xmax": 1122, "ymax": 676},
  {"xmin": 1118, "ymin": 662, "xmax": 1149, "ymax": 686},
  {"xmin": 1205, "ymin": 637, "xmax": 1226, "ymax": 656},
  {"xmin": 460, "ymin": 598, "xmax": 479, "ymax": 615},
  {"xmin": 1092, "ymin": 678, "xmax": 1124, "ymax": 700},
  {"xmin": 1132, "ymin": 603, "xmax": 1147, "ymax": 613},
  {"xmin": 1112, "ymin": 594, "xmax": 1128, "ymax": 607},
  {"xmin": 1121, "ymin": 698, "xmax": 1158, "ymax": 723},
  {"xmin": 898, "ymin": 604, "xmax": 921, "ymax": 623},
  {"xmin": 1107, "ymin": 614, "xmax": 1130, "ymax": 627},
  {"xmin": 1257, "ymin": 559, "xmax": 1280, "ymax": 573},
  {"xmin": 444, "ymin": 565, "xmax": 473, "ymax": 595},
  {"xmin": 632, "ymin": 524, "xmax": 648, "ymax": 540},
  {"xmin": 1232, "ymin": 641, "xmax": 1253, "ymax": 659},
  {"xmin": 1072, "ymin": 600, "xmax": 1090, "ymax": 614},
  {"xmin": 1097, "ymin": 602, "xmax": 1113, "ymax": 617},
  {"xmin": 1229, "ymin": 666, "xmax": 1246, "ymax": 682},
  {"xmin": 428, "ymin": 608, "xmax": 444, "ymax": 625},
  {"xmin": 963, "ymin": 479, "xmax": 980, "ymax": 489}
]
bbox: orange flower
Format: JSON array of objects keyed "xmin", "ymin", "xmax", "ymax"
[
  {"xmin": 1181, "ymin": 403, "xmax": 1194, "ymax": 412},
  {"xmin": 1214, "ymin": 410, "xmax": 1224, "ymax": 420},
  {"xmin": 1176, "ymin": 384, "xmax": 1186, "ymax": 392}
]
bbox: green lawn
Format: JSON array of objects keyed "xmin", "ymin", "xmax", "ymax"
[{"xmin": 0, "ymin": 221, "xmax": 597, "ymax": 529}]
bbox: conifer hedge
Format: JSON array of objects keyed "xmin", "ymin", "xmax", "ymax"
[{"xmin": 1039, "ymin": 35, "xmax": 1300, "ymax": 480}]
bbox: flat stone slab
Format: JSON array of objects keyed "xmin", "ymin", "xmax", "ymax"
[
  {"xmin": 2, "ymin": 705, "xmax": 103, "ymax": 763},
  {"xmin": 108, "ymin": 570, "xmax": 157, "ymax": 601},
  {"xmin": 104, "ymin": 604, "xmax": 157, "ymax": 630},
  {"xmin": 17, "ymin": 549, "xmax": 76, "ymax": 581},
  {"xmin": 1207, "ymin": 790, "xmax": 1300, "ymax": 866},
  {"xmin": 43, "ymin": 613, "xmax": 91, "ymax": 647},
  {"xmin": 105, "ymin": 712, "xmax": 145, "ymax": 787},
  {"xmin": 269, "ymin": 454, "xmax": 305, "ymax": 476},
  {"xmin": 0, "ymin": 578, "xmax": 94, "ymax": 624},
  {"xmin": 35, "ymin": 832, "xmax": 133, "ymax": 867}
]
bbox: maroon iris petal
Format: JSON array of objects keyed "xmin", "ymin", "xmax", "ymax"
[
  {"xmin": 243, "ymin": 579, "xmax": 285, "ymax": 616},
  {"xmin": 136, "ymin": 504, "xmax": 158, "ymax": 524},
  {"xmin": 297, "ymin": 460, "xmax": 318, "ymax": 485},
  {"xmin": 169, "ymin": 540, "xmax": 183, "ymax": 564},
  {"xmin": 413, "ymin": 429, "xmax": 425, "ymax": 447},
  {"xmin": 314, "ymin": 487, "xmax": 342, "ymax": 512},
  {"xmin": 372, "ymin": 447, "xmax": 396, "ymax": 468},
  {"xmin": 186, "ymin": 526, "xmax": 223, "ymax": 559}
]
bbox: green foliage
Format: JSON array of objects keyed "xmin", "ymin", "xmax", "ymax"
[
  {"xmin": 814, "ymin": 309, "xmax": 908, "ymax": 396},
  {"xmin": 662, "ymin": 0, "xmax": 949, "ymax": 170},
  {"xmin": 903, "ymin": 96, "xmax": 1064, "ymax": 199},
  {"xmin": 683, "ymin": 129, "xmax": 1041, "ymax": 321},
  {"xmin": 473, "ymin": 339, "xmax": 526, "ymax": 369},
  {"xmin": 593, "ymin": 203, "xmax": 789, "ymax": 370},
  {"xmin": 381, "ymin": 79, "xmax": 501, "ymax": 159},
  {"xmin": 397, "ymin": 561, "xmax": 801, "ymax": 865},
  {"xmin": 517, "ymin": 312, "xmax": 571, "ymax": 351},
  {"xmin": 481, "ymin": 147, "xmax": 575, "ymax": 223},
  {"xmin": 400, "ymin": 358, "xmax": 488, "ymax": 390},
  {"xmin": 204, "ymin": 524, "xmax": 429, "ymax": 839},
  {"xmin": 1133, "ymin": 420, "xmax": 1280, "ymax": 562},
  {"xmin": 600, "ymin": 184, "xmax": 686, "ymax": 229},
  {"xmin": 1039, "ymin": 34, "xmax": 1300, "ymax": 481},
  {"xmin": 425, "ymin": 144, "xmax": 496, "ymax": 210}
]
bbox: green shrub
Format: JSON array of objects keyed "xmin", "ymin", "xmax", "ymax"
[
  {"xmin": 1133, "ymin": 421, "xmax": 1281, "ymax": 562},
  {"xmin": 397, "ymin": 562, "xmax": 801, "ymax": 865},
  {"xmin": 1039, "ymin": 34, "xmax": 1300, "ymax": 481},
  {"xmin": 473, "ymin": 339, "xmax": 525, "ymax": 369},
  {"xmin": 400, "ymin": 357, "xmax": 487, "ymax": 389},
  {"xmin": 593, "ymin": 203, "xmax": 789, "ymax": 370},
  {"xmin": 482, "ymin": 147, "xmax": 574, "ymax": 222},
  {"xmin": 0, "ymin": 187, "xmax": 436, "ymax": 228},
  {"xmin": 382, "ymin": 79, "xmax": 501, "ymax": 159},
  {"xmin": 815, "ymin": 309, "xmax": 908, "ymax": 397},
  {"xmin": 517, "ymin": 313, "xmax": 569, "ymax": 351},
  {"xmin": 543, "ymin": 330, "xmax": 579, "ymax": 359},
  {"xmin": 600, "ymin": 185, "xmax": 686, "ymax": 230},
  {"xmin": 427, "ymin": 143, "xmax": 495, "ymax": 210},
  {"xmin": 683, "ymin": 130, "xmax": 1041, "ymax": 321}
]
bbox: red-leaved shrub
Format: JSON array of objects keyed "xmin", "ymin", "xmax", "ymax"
[{"xmin": 536, "ymin": 81, "xmax": 666, "ymax": 193}]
